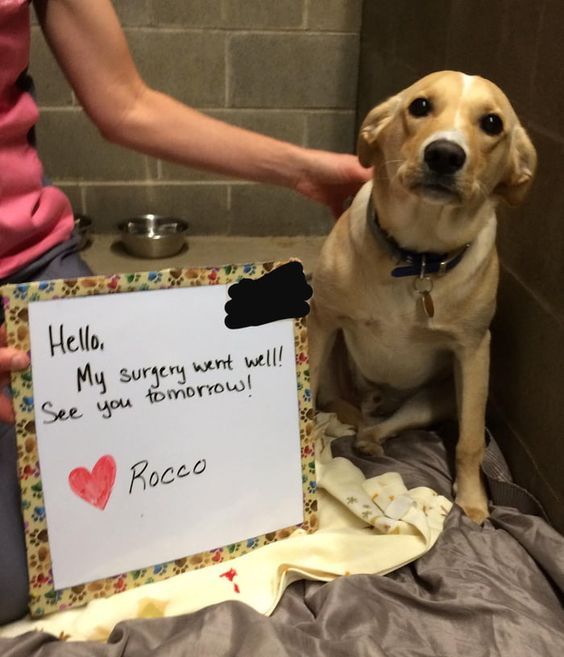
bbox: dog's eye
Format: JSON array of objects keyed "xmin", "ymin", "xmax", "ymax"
[
  {"xmin": 480, "ymin": 113, "xmax": 504, "ymax": 136},
  {"xmin": 408, "ymin": 97, "xmax": 432, "ymax": 118}
]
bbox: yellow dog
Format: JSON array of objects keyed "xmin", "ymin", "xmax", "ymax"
[{"xmin": 309, "ymin": 71, "xmax": 536, "ymax": 523}]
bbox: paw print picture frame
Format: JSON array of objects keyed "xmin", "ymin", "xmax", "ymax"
[{"xmin": 1, "ymin": 261, "xmax": 317, "ymax": 618}]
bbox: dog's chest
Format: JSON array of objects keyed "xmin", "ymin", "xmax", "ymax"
[{"xmin": 338, "ymin": 290, "xmax": 454, "ymax": 390}]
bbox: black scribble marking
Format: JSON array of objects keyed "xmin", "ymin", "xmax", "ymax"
[{"xmin": 225, "ymin": 261, "xmax": 312, "ymax": 329}]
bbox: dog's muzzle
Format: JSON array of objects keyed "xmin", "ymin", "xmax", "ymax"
[
  {"xmin": 404, "ymin": 139, "xmax": 468, "ymax": 203},
  {"xmin": 424, "ymin": 139, "xmax": 467, "ymax": 175}
]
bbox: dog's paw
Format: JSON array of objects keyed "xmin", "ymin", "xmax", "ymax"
[
  {"xmin": 455, "ymin": 484, "xmax": 489, "ymax": 524},
  {"xmin": 354, "ymin": 427, "xmax": 385, "ymax": 457},
  {"xmin": 456, "ymin": 500, "xmax": 489, "ymax": 524}
]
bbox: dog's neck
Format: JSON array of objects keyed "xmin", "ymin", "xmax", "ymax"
[
  {"xmin": 368, "ymin": 199, "xmax": 470, "ymax": 279},
  {"xmin": 371, "ymin": 181, "xmax": 497, "ymax": 254}
]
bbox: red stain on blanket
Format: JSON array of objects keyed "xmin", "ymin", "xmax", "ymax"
[{"xmin": 220, "ymin": 568, "xmax": 241, "ymax": 593}]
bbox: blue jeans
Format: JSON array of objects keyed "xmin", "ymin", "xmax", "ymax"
[{"xmin": 0, "ymin": 234, "xmax": 92, "ymax": 623}]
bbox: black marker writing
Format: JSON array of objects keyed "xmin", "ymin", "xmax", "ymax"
[
  {"xmin": 77, "ymin": 363, "xmax": 107, "ymax": 394},
  {"xmin": 97, "ymin": 397, "xmax": 133, "ymax": 419},
  {"xmin": 120, "ymin": 364, "xmax": 187, "ymax": 390},
  {"xmin": 41, "ymin": 400, "xmax": 83, "ymax": 424},
  {"xmin": 192, "ymin": 355, "xmax": 233, "ymax": 373},
  {"xmin": 48, "ymin": 324, "xmax": 104, "ymax": 357},
  {"xmin": 128, "ymin": 458, "xmax": 207, "ymax": 494},
  {"xmin": 145, "ymin": 375, "xmax": 252, "ymax": 404},
  {"xmin": 244, "ymin": 346, "xmax": 283, "ymax": 368}
]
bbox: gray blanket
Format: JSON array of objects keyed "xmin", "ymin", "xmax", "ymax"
[{"xmin": 2, "ymin": 428, "xmax": 563, "ymax": 656}]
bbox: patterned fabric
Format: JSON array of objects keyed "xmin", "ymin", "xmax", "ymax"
[{"xmin": 0, "ymin": 0, "xmax": 73, "ymax": 278}]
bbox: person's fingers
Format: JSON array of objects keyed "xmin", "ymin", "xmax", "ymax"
[
  {"xmin": 0, "ymin": 346, "xmax": 26, "ymax": 425},
  {"xmin": 0, "ymin": 348, "xmax": 30, "ymax": 373}
]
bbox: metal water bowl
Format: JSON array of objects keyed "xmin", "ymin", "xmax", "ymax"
[{"xmin": 118, "ymin": 214, "xmax": 189, "ymax": 258}]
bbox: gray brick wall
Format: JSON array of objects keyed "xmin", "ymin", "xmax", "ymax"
[{"xmin": 30, "ymin": 0, "xmax": 363, "ymax": 235}]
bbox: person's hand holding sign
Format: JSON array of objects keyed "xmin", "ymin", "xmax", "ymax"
[{"xmin": 0, "ymin": 324, "xmax": 30, "ymax": 423}]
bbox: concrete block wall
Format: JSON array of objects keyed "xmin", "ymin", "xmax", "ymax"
[
  {"xmin": 30, "ymin": 0, "xmax": 363, "ymax": 235},
  {"xmin": 358, "ymin": 0, "xmax": 564, "ymax": 532}
]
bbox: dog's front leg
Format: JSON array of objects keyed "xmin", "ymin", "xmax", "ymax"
[
  {"xmin": 355, "ymin": 378, "xmax": 456, "ymax": 456},
  {"xmin": 307, "ymin": 300, "xmax": 338, "ymax": 403},
  {"xmin": 453, "ymin": 331, "xmax": 491, "ymax": 524}
]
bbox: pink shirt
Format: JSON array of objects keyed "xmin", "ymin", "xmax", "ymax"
[{"xmin": 0, "ymin": 0, "xmax": 73, "ymax": 278}]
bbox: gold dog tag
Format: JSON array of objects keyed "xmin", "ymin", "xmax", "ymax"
[
  {"xmin": 421, "ymin": 291, "xmax": 435, "ymax": 318},
  {"xmin": 413, "ymin": 268, "xmax": 435, "ymax": 319}
]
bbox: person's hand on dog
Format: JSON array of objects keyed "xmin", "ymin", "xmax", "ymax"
[
  {"xmin": 0, "ymin": 324, "xmax": 30, "ymax": 424},
  {"xmin": 294, "ymin": 150, "xmax": 372, "ymax": 218}
]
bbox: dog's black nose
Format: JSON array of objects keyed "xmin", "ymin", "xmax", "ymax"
[{"xmin": 424, "ymin": 139, "xmax": 467, "ymax": 175}]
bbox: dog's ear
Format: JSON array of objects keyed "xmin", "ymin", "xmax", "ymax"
[
  {"xmin": 494, "ymin": 126, "xmax": 537, "ymax": 206},
  {"xmin": 357, "ymin": 95, "xmax": 401, "ymax": 167}
]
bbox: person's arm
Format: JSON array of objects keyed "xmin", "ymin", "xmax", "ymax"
[
  {"xmin": 33, "ymin": 0, "xmax": 370, "ymax": 216},
  {"xmin": 0, "ymin": 326, "xmax": 30, "ymax": 423}
]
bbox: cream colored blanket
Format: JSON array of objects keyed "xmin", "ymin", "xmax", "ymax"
[{"xmin": 1, "ymin": 414, "xmax": 451, "ymax": 641}]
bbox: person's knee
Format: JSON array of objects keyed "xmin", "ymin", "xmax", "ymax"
[
  {"xmin": 0, "ymin": 568, "xmax": 28, "ymax": 624},
  {"xmin": 0, "ymin": 502, "xmax": 29, "ymax": 624},
  {"xmin": 0, "ymin": 422, "xmax": 29, "ymax": 624}
]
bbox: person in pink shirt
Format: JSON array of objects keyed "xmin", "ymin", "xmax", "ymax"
[{"xmin": 0, "ymin": 0, "xmax": 370, "ymax": 623}]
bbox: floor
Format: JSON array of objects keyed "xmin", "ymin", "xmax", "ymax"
[{"xmin": 81, "ymin": 234, "xmax": 325, "ymax": 276}]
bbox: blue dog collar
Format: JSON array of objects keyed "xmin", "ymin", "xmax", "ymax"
[{"xmin": 366, "ymin": 199, "xmax": 470, "ymax": 278}]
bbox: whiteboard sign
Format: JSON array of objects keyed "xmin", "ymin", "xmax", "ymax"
[{"xmin": 2, "ymin": 264, "xmax": 316, "ymax": 616}]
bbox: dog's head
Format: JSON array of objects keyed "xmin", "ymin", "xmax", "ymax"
[{"xmin": 358, "ymin": 71, "xmax": 536, "ymax": 208}]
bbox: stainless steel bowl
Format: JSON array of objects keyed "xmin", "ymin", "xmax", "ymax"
[
  {"xmin": 118, "ymin": 215, "xmax": 189, "ymax": 258},
  {"xmin": 74, "ymin": 214, "xmax": 92, "ymax": 250}
]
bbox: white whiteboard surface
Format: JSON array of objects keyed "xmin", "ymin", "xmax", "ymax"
[{"xmin": 28, "ymin": 284, "xmax": 303, "ymax": 590}]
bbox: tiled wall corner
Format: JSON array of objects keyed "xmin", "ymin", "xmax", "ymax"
[{"xmin": 30, "ymin": 0, "xmax": 363, "ymax": 236}]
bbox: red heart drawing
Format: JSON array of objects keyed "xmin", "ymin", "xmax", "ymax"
[{"xmin": 68, "ymin": 455, "xmax": 116, "ymax": 510}]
